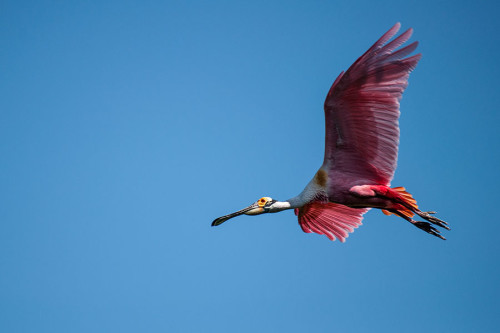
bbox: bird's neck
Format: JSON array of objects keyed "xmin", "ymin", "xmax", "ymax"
[
  {"xmin": 273, "ymin": 180, "xmax": 324, "ymax": 212},
  {"xmin": 286, "ymin": 196, "xmax": 307, "ymax": 209},
  {"xmin": 267, "ymin": 197, "xmax": 299, "ymax": 213},
  {"xmin": 271, "ymin": 196, "xmax": 307, "ymax": 212},
  {"xmin": 270, "ymin": 201, "xmax": 293, "ymax": 212}
]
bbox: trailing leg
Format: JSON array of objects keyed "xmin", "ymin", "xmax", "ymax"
[
  {"xmin": 349, "ymin": 185, "xmax": 450, "ymax": 239},
  {"xmin": 390, "ymin": 209, "xmax": 446, "ymax": 240},
  {"xmin": 378, "ymin": 186, "xmax": 450, "ymax": 231},
  {"xmin": 414, "ymin": 210, "xmax": 450, "ymax": 230}
]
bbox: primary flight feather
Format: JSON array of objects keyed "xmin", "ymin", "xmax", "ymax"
[{"xmin": 212, "ymin": 23, "xmax": 449, "ymax": 242}]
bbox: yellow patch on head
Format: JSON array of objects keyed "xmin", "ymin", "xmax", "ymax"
[{"xmin": 258, "ymin": 197, "xmax": 272, "ymax": 207}]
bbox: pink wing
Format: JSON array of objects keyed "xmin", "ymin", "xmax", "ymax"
[
  {"xmin": 295, "ymin": 202, "xmax": 369, "ymax": 242},
  {"xmin": 323, "ymin": 23, "xmax": 421, "ymax": 185}
]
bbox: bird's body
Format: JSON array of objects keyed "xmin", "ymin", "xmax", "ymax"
[{"xmin": 212, "ymin": 23, "xmax": 449, "ymax": 242}]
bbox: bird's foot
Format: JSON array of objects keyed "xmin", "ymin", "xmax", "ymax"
[
  {"xmin": 417, "ymin": 211, "xmax": 450, "ymax": 230},
  {"xmin": 413, "ymin": 221, "xmax": 446, "ymax": 240}
]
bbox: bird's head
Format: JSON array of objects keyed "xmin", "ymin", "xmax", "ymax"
[{"xmin": 212, "ymin": 196, "xmax": 278, "ymax": 226}]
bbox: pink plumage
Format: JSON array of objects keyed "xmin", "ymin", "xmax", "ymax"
[
  {"xmin": 212, "ymin": 23, "xmax": 449, "ymax": 242},
  {"xmin": 323, "ymin": 22, "xmax": 421, "ymax": 186},
  {"xmin": 296, "ymin": 203, "xmax": 368, "ymax": 242}
]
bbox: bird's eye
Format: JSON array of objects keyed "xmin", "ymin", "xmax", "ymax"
[{"xmin": 258, "ymin": 198, "xmax": 267, "ymax": 207}]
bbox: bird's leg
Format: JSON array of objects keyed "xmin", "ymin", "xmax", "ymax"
[
  {"xmin": 390, "ymin": 210, "xmax": 446, "ymax": 240},
  {"xmin": 413, "ymin": 210, "xmax": 450, "ymax": 230},
  {"xmin": 389, "ymin": 196, "xmax": 450, "ymax": 230},
  {"xmin": 369, "ymin": 186, "xmax": 450, "ymax": 231},
  {"xmin": 350, "ymin": 185, "xmax": 450, "ymax": 233}
]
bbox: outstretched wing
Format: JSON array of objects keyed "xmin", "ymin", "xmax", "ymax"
[
  {"xmin": 296, "ymin": 202, "xmax": 369, "ymax": 242},
  {"xmin": 323, "ymin": 23, "xmax": 421, "ymax": 185}
]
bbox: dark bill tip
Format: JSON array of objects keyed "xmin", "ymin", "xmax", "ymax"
[{"xmin": 212, "ymin": 217, "xmax": 228, "ymax": 227}]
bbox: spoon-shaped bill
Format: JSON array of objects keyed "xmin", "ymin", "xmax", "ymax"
[{"xmin": 211, "ymin": 203, "xmax": 264, "ymax": 226}]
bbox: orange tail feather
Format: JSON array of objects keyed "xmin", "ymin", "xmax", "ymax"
[{"xmin": 381, "ymin": 187, "xmax": 418, "ymax": 218}]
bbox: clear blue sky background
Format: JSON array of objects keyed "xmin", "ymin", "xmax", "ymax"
[{"xmin": 1, "ymin": 1, "xmax": 499, "ymax": 332}]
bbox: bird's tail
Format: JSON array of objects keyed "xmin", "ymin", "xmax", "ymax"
[{"xmin": 381, "ymin": 187, "xmax": 418, "ymax": 218}]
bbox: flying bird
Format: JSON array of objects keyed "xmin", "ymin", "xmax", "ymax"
[{"xmin": 212, "ymin": 23, "xmax": 449, "ymax": 242}]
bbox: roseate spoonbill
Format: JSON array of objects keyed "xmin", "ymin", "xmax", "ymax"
[{"xmin": 212, "ymin": 23, "xmax": 449, "ymax": 242}]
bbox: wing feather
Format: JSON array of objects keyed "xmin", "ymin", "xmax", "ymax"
[
  {"xmin": 323, "ymin": 23, "xmax": 421, "ymax": 185},
  {"xmin": 296, "ymin": 202, "xmax": 369, "ymax": 242}
]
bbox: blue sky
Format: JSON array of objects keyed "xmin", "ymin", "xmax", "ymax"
[{"xmin": 1, "ymin": 0, "xmax": 499, "ymax": 332}]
